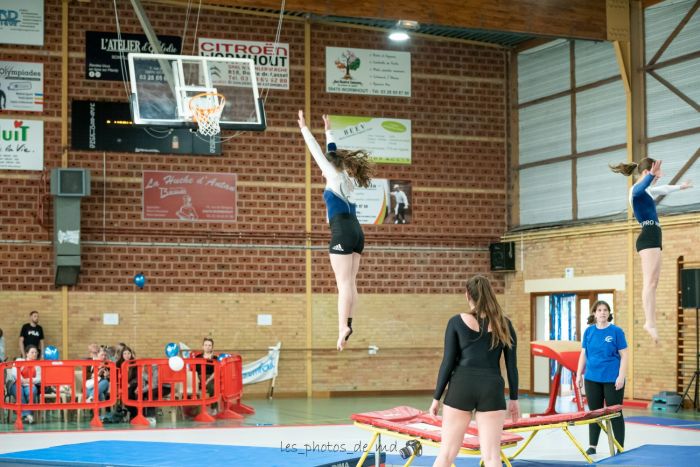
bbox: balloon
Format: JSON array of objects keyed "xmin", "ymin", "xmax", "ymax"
[
  {"xmin": 165, "ymin": 342, "xmax": 180, "ymax": 358},
  {"xmin": 44, "ymin": 345, "xmax": 60, "ymax": 361},
  {"xmin": 133, "ymin": 273, "xmax": 146, "ymax": 289},
  {"xmin": 168, "ymin": 356, "xmax": 184, "ymax": 371},
  {"xmin": 217, "ymin": 353, "xmax": 232, "ymax": 362}
]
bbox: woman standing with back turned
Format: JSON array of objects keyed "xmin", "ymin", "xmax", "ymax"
[{"xmin": 430, "ymin": 275, "xmax": 520, "ymax": 467}]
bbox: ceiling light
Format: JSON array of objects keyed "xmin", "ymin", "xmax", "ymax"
[
  {"xmin": 389, "ymin": 30, "xmax": 410, "ymax": 41},
  {"xmin": 388, "ymin": 19, "xmax": 419, "ymax": 42}
]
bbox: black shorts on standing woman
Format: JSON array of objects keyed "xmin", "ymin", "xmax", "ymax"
[{"xmin": 434, "ymin": 314, "xmax": 518, "ymax": 412}]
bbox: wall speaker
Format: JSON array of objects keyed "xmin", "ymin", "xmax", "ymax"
[
  {"xmin": 681, "ymin": 269, "xmax": 700, "ymax": 309},
  {"xmin": 490, "ymin": 242, "xmax": 515, "ymax": 271},
  {"xmin": 50, "ymin": 168, "xmax": 91, "ymax": 196},
  {"xmin": 51, "ymin": 168, "xmax": 90, "ymax": 287}
]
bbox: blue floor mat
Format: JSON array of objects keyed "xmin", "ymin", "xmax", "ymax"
[
  {"xmin": 0, "ymin": 441, "xmax": 383, "ymax": 467},
  {"xmin": 626, "ymin": 416, "xmax": 700, "ymax": 430},
  {"xmin": 2, "ymin": 441, "xmax": 697, "ymax": 467},
  {"xmin": 384, "ymin": 457, "xmax": 589, "ymax": 466},
  {"xmin": 596, "ymin": 444, "xmax": 700, "ymax": 465}
]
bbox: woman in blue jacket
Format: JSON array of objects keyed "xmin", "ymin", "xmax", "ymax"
[{"xmin": 576, "ymin": 300, "xmax": 628, "ymax": 455}]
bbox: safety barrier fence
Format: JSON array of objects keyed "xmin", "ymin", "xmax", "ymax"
[
  {"xmin": 1, "ymin": 356, "xmax": 254, "ymax": 429},
  {"xmin": 0, "ymin": 359, "xmax": 117, "ymax": 429},
  {"xmin": 217, "ymin": 355, "xmax": 254, "ymax": 420}
]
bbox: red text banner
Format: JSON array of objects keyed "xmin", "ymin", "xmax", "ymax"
[{"xmin": 142, "ymin": 171, "xmax": 237, "ymax": 222}]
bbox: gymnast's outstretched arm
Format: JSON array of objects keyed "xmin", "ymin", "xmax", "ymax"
[{"xmin": 298, "ymin": 110, "xmax": 336, "ymax": 178}]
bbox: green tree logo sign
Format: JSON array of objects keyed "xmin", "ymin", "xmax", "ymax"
[{"xmin": 335, "ymin": 50, "xmax": 361, "ymax": 80}]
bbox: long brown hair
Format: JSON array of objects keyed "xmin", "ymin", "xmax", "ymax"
[
  {"xmin": 609, "ymin": 157, "xmax": 655, "ymax": 177},
  {"xmin": 586, "ymin": 300, "xmax": 613, "ymax": 325},
  {"xmin": 326, "ymin": 149, "xmax": 374, "ymax": 188},
  {"xmin": 116, "ymin": 346, "xmax": 137, "ymax": 382},
  {"xmin": 466, "ymin": 275, "xmax": 513, "ymax": 349}
]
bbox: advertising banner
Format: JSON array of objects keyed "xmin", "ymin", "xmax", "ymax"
[
  {"xmin": 242, "ymin": 342, "xmax": 281, "ymax": 385},
  {"xmin": 85, "ymin": 31, "xmax": 181, "ymax": 81},
  {"xmin": 328, "ymin": 115, "xmax": 411, "ymax": 164},
  {"xmin": 326, "ymin": 47, "xmax": 410, "ymax": 97},
  {"xmin": 0, "ymin": 0, "xmax": 43, "ymax": 46},
  {"xmin": 0, "ymin": 61, "xmax": 43, "ymax": 112},
  {"xmin": 199, "ymin": 38, "xmax": 289, "ymax": 89},
  {"xmin": 353, "ymin": 178, "xmax": 412, "ymax": 225},
  {"xmin": 143, "ymin": 171, "xmax": 237, "ymax": 222},
  {"xmin": 0, "ymin": 118, "xmax": 43, "ymax": 170}
]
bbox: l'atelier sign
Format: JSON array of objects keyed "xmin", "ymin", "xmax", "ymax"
[
  {"xmin": 71, "ymin": 100, "xmax": 221, "ymax": 156},
  {"xmin": 85, "ymin": 31, "xmax": 181, "ymax": 81}
]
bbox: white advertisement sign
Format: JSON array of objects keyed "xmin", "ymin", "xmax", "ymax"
[
  {"xmin": 326, "ymin": 47, "xmax": 411, "ymax": 97},
  {"xmin": 242, "ymin": 342, "xmax": 281, "ymax": 385},
  {"xmin": 329, "ymin": 115, "xmax": 411, "ymax": 165},
  {"xmin": 353, "ymin": 179, "xmax": 413, "ymax": 225},
  {"xmin": 0, "ymin": 119, "xmax": 43, "ymax": 171},
  {"xmin": 0, "ymin": 0, "xmax": 44, "ymax": 46},
  {"xmin": 198, "ymin": 38, "xmax": 290, "ymax": 90},
  {"xmin": 353, "ymin": 179, "xmax": 390, "ymax": 225},
  {"xmin": 0, "ymin": 61, "xmax": 43, "ymax": 112}
]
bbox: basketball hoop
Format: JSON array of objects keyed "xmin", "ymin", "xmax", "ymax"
[{"xmin": 189, "ymin": 92, "xmax": 226, "ymax": 136}]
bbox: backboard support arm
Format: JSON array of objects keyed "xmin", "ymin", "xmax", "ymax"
[{"xmin": 128, "ymin": 0, "xmax": 177, "ymax": 95}]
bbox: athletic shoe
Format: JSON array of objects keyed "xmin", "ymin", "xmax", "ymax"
[{"xmin": 585, "ymin": 447, "xmax": 596, "ymax": 455}]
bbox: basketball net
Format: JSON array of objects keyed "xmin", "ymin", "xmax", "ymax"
[{"xmin": 189, "ymin": 92, "xmax": 226, "ymax": 136}]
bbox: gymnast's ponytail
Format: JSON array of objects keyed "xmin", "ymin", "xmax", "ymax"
[
  {"xmin": 610, "ymin": 157, "xmax": 655, "ymax": 177},
  {"xmin": 466, "ymin": 275, "xmax": 514, "ymax": 349}
]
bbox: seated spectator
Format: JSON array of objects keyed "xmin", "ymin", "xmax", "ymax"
[
  {"xmin": 6, "ymin": 345, "xmax": 41, "ymax": 424},
  {"xmin": 114, "ymin": 342, "xmax": 128, "ymax": 362},
  {"xmin": 104, "ymin": 345, "xmax": 117, "ymax": 362},
  {"xmin": 192, "ymin": 337, "xmax": 218, "ymax": 397},
  {"xmin": 116, "ymin": 345, "xmax": 139, "ymax": 421},
  {"xmin": 116, "ymin": 350, "xmax": 169, "ymax": 423},
  {"xmin": 86, "ymin": 343, "xmax": 99, "ymax": 360},
  {"xmin": 86, "ymin": 346, "xmax": 110, "ymax": 402}
]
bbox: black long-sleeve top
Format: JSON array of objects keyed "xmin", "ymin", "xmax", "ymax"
[{"xmin": 433, "ymin": 314, "xmax": 519, "ymax": 401}]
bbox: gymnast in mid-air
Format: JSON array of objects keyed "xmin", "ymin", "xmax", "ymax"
[
  {"xmin": 298, "ymin": 110, "xmax": 374, "ymax": 351},
  {"xmin": 610, "ymin": 157, "xmax": 692, "ymax": 342}
]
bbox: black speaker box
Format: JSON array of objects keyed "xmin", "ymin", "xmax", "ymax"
[
  {"xmin": 681, "ymin": 269, "xmax": 700, "ymax": 309},
  {"xmin": 490, "ymin": 242, "xmax": 515, "ymax": 271}
]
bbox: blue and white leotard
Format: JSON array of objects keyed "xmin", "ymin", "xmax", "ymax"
[
  {"xmin": 629, "ymin": 173, "xmax": 681, "ymax": 227},
  {"xmin": 300, "ymin": 126, "xmax": 357, "ymax": 220}
]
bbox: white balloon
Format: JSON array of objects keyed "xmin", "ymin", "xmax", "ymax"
[{"xmin": 168, "ymin": 356, "xmax": 185, "ymax": 371}]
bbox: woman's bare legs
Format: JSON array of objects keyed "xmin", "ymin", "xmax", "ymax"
[
  {"xmin": 639, "ymin": 248, "xmax": 662, "ymax": 343},
  {"xmin": 330, "ymin": 253, "xmax": 356, "ymax": 351},
  {"xmin": 433, "ymin": 405, "xmax": 472, "ymax": 467},
  {"xmin": 350, "ymin": 252, "xmax": 361, "ymax": 318},
  {"xmin": 475, "ymin": 410, "xmax": 507, "ymax": 467}
]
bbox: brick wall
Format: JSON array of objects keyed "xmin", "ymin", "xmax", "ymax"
[
  {"xmin": 0, "ymin": 0, "xmax": 508, "ymax": 394},
  {"xmin": 504, "ymin": 217, "xmax": 700, "ymax": 400}
]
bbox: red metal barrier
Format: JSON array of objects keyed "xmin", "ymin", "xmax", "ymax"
[
  {"xmin": 0, "ymin": 360, "xmax": 117, "ymax": 429},
  {"xmin": 217, "ymin": 355, "xmax": 255, "ymax": 420},
  {"xmin": 1, "ymin": 357, "xmax": 253, "ymax": 429},
  {"xmin": 120, "ymin": 358, "xmax": 219, "ymax": 426}
]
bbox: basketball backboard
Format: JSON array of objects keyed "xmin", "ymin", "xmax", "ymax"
[{"xmin": 127, "ymin": 53, "xmax": 266, "ymax": 132}]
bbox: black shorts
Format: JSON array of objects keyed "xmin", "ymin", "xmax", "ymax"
[
  {"xmin": 329, "ymin": 213, "xmax": 364, "ymax": 255},
  {"xmin": 636, "ymin": 224, "xmax": 662, "ymax": 252},
  {"xmin": 443, "ymin": 367, "xmax": 506, "ymax": 412}
]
